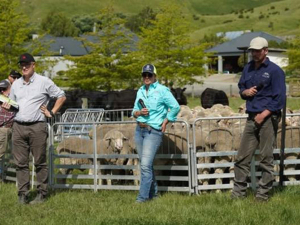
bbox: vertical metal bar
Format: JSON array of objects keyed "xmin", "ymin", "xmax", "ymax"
[
  {"xmin": 49, "ymin": 123, "xmax": 54, "ymax": 188},
  {"xmin": 121, "ymin": 111, "xmax": 124, "ymax": 121},
  {"xmin": 280, "ymin": 95, "xmax": 287, "ymax": 186},
  {"xmin": 192, "ymin": 120, "xmax": 199, "ymax": 194},
  {"xmin": 185, "ymin": 121, "xmax": 192, "ymax": 195},
  {"xmin": 93, "ymin": 123, "xmax": 98, "ymax": 192}
]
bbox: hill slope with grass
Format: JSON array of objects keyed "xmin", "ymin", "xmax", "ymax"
[
  {"xmin": 20, "ymin": 0, "xmax": 281, "ymax": 18},
  {"xmin": 19, "ymin": 0, "xmax": 300, "ymax": 42}
]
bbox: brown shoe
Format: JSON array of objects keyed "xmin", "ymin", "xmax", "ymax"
[{"xmin": 29, "ymin": 193, "xmax": 46, "ymax": 205}]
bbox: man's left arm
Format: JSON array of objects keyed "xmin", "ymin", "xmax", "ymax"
[
  {"xmin": 255, "ymin": 68, "xmax": 286, "ymax": 124},
  {"xmin": 41, "ymin": 78, "xmax": 66, "ymax": 118}
]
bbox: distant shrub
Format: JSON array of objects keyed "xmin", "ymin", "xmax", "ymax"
[
  {"xmin": 193, "ymin": 14, "xmax": 199, "ymax": 20},
  {"xmin": 259, "ymin": 15, "xmax": 265, "ymax": 19},
  {"xmin": 270, "ymin": 6, "xmax": 275, "ymax": 10},
  {"xmin": 223, "ymin": 20, "xmax": 233, "ymax": 23},
  {"xmin": 238, "ymin": 14, "xmax": 244, "ymax": 19},
  {"xmin": 268, "ymin": 22, "xmax": 274, "ymax": 30},
  {"xmin": 270, "ymin": 11, "xmax": 280, "ymax": 15},
  {"xmin": 246, "ymin": 15, "xmax": 249, "ymax": 19},
  {"xmin": 201, "ymin": 19, "xmax": 205, "ymax": 23},
  {"xmin": 285, "ymin": 7, "xmax": 289, "ymax": 11},
  {"xmin": 267, "ymin": 15, "xmax": 269, "ymax": 18}
]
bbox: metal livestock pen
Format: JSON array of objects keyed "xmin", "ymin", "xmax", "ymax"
[{"xmin": 2, "ymin": 109, "xmax": 300, "ymax": 196}]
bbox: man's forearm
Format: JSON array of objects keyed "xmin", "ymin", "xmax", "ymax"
[{"xmin": 51, "ymin": 96, "xmax": 66, "ymax": 114}]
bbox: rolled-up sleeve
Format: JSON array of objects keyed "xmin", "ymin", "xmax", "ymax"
[
  {"xmin": 163, "ymin": 88, "xmax": 180, "ymax": 122},
  {"xmin": 45, "ymin": 78, "xmax": 65, "ymax": 98}
]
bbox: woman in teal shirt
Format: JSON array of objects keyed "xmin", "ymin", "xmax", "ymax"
[{"xmin": 132, "ymin": 64, "xmax": 180, "ymax": 203}]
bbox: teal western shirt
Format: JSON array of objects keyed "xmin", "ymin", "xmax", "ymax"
[{"xmin": 132, "ymin": 81, "xmax": 180, "ymax": 130}]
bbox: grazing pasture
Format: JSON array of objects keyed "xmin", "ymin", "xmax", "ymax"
[{"xmin": 1, "ymin": 183, "xmax": 300, "ymax": 225}]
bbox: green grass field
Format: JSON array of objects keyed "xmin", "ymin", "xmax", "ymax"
[
  {"xmin": 19, "ymin": 0, "xmax": 300, "ymax": 42},
  {"xmin": 1, "ymin": 183, "xmax": 300, "ymax": 225}
]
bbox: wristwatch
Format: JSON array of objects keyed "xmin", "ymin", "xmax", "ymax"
[{"xmin": 50, "ymin": 110, "xmax": 55, "ymax": 118}]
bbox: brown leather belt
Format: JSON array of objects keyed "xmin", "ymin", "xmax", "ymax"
[
  {"xmin": 137, "ymin": 122, "xmax": 149, "ymax": 128},
  {"xmin": 137, "ymin": 122, "xmax": 161, "ymax": 132}
]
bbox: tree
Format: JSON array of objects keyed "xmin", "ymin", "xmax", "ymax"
[
  {"xmin": 0, "ymin": 0, "xmax": 30, "ymax": 79},
  {"xmin": 56, "ymin": 7, "xmax": 140, "ymax": 91},
  {"xmin": 286, "ymin": 37, "xmax": 300, "ymax": 77},
  {"xmin": 72, "ymin": 14, "xmax": 101, "ymax": 34},
  {"xmin": 41, "ymin": 10, "xmax": 79, "ymax": 37},
  {"xmin": 138, "ymin": 4, "xmax": 209, "ymax": 86},
  {"xmin": 125, "ymin": 6, "xmax": 156, "ymax": 33}
]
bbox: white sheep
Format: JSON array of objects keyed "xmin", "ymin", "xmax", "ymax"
[{"xmin": 56, "ymin": 129, "xmax": 130, "ymax": 185}]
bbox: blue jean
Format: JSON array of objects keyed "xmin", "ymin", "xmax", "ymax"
[{"xmin": 135, "ymin": 125, "xmax": 163, "ymax": 202}]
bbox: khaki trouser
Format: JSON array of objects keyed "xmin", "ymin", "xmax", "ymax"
[
  {"xmin": 0, "ymin": 127, "xmax": 12, "ymax": 158},
  {"xmin": 232, "ymin": 115, "xmax": 279, "ymax": 200},
  {"xmin": 12, "ymin": 122, "xmax": 48, "ymax": 196}
]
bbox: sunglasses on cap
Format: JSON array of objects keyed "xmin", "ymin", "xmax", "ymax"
[
  {"xmin": 142, "ymin": 73, "xmax": 154, "ymax": 78},
  {"xmin": 10, "ymin": 76, "xmax": 19, "ymax": 79}
]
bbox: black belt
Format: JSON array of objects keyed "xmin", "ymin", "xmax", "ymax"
[{"xmin": 15, "ymin": 121, "xmax": 45, "ymax": 126}]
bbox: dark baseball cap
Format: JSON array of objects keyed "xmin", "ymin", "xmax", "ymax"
[
  {"xmin": 0, "ymin": 79, "xmax": 10, "ymax": 90},
  {"xmin": 9, "ymin": 70, "xmax": 22, "ymax": 78},
  {"xmin": 18, "ymin": 53, "xmax": 35, "ymax": 64},
  {"xmin": 141, "ymin": 64, "xmax": 157, "ymax": 75}
]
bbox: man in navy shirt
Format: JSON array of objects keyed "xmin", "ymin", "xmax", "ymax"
[{"xmin": 231, "ymin": 37, "xmax": 286, "ymax": 201}]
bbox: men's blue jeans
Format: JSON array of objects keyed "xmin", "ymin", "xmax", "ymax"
[{"xmin": 135, "ymin": 125, "xmax": 163, "ymax": 202}]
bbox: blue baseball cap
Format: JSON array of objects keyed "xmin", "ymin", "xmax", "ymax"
[{"xmin": 141, "ymin": 64, "xmax": 157, "ymax": 75}]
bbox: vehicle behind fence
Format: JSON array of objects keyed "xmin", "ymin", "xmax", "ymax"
[{"xmin": 2, "ymin": 109, "xmax": 300, "ymax": 195}]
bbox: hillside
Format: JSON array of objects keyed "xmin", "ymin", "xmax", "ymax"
[
  {"xmin": 18, "ymin": 0, "xmax": 300, "ymax": 41},
  {"xmin": 19, "ymin": 0, "xmax": 280, "ymax": 18},
  {"xmin": 190, "ymin": 0, "xmax": 300, "ymax": 41}
]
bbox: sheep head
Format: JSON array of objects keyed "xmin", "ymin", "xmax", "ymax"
[{"xmin": 104, "ymin": 129, "xmax": 128, "ymax": 153}]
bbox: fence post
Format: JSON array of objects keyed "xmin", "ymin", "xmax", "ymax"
[
  {"xmin": 250, "ymin": 155, "xmax": 256, "ymax": 191},
  {"xmin": 192, "ymin": 85, "xmax": 195, "ymax": 99},
  {"xmin": 230, "ymin": 84, "xmax": 232, "ymax": 97},
  {"xmin": 93, "ymin": 123, "xmax": 98, "ymax": 192}
]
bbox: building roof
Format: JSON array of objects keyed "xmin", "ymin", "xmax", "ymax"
[
  {"xmin": 35, "ymin": 27, "xmax": 139, "ymax": 56},
  {"xmin": 39, "ymin": 35, "xmax": 88, "ymax": 56},
  {"xmin": 216, "ymin": 30, "xmax": 250, "ymax": 40},
  {"xmin": 206, "ymin": 31, "xmax": 284, "ymax": 54}
]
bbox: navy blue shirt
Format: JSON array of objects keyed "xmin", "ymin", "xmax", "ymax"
[{"xmin": 238, "ymin": 57, "xmax": 286, "ymax": 113}]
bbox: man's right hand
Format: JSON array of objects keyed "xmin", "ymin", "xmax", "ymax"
[
  {"xmin": 1, "ymin": 102, "xmax": 11, "ymax": 110},
  {"xmin": 242, "ymin": 86, "xmax": 258, "ymax": 97}
]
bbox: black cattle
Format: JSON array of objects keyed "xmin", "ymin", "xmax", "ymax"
[
  {"xmin": 171, "ymin": 87, "xmax": 187, "ymax": 105},
  {"xmin": 47, "ymin": 90, "xmax": 82, "ymax": 114},
  {"xmin": 103, "ymin": 89, "xmax": 137, "ymax": 110},
  {"xmin": 83, "ymin": 90, "xmax": 107, "ymax": 109},
  {"xmin": 200, "ymin": 88, "xmax": 229, "ymax": 109},
  {"xmin": 118, "ymin": 89, "xmax": 137, "ymax": 109},
  {"xmin": 62, "ymin": 90, "xmax": 83, "ymax": 112}
]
